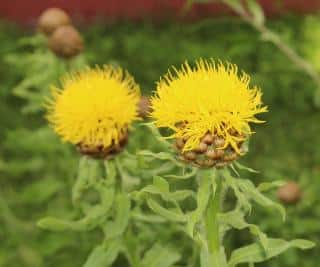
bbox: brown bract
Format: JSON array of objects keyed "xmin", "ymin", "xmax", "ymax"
[
  {"xmin": 277, "ymin": 181, "xmax": 302, "ymax": 205},
  {"xmin": 175, "ymin": 131, "xmax": 247, "ymax": 168},
  {"xmin": 38, "ymin": 8, "xmax": 71, "ymax": 35},
  {"xmin": 49, "ymin": 25, "xmax": 83, "ymax": 59},
  {"xmin": 77, "ymin": 130, "xmax": 129, "ymax": 160}
]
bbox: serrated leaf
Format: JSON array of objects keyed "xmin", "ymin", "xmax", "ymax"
[
  {"xmin": 257, "ymin": 180, "xmax": 285, "ymax": 192},
  {"xmin": 224, "ymin": 173, "xmax": 251, "ymax": 213},
  {"xmin": 38, "ymin": 202, "xmax": 113, "ymax": 232},
  {"xmin": 138, "ymin": 150, "xmax": 183, "ymax": 166},
  {"xmin": 84, "ymin": 239, "xmax": 122, "ymax": 267},
  {"xmin": 147, "ymin": 198, "xmax": 187, "ymax": 222},
  {"xmin": 236, "ymin": 179, "xmax": 286, "ymax": 220},
  {"xmin": 142, "ymin": 184, "xmax": 194, "ymax": 203},
  {"xmin": 141, "ymin": 243, "xmax": 181, "ymax": 267},
  {"xmin": 103, "ymin": 193, "xmax": 131, "ymax": 239},
  {"xmin": 228, "ymin": 238, "xmax": 315, "ymax": 267}
]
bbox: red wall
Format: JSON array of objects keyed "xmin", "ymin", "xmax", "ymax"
[{"xmin": 1, "ymin": 0, "xmax": 320, "ymax": 24}]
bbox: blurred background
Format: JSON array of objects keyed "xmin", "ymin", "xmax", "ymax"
[{"xmin": 0, "ymin": 1, "xmax": 320, "ymax": 267}]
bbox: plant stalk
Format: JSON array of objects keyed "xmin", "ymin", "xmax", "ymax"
[
  {"xmin": 220, "ymin": 0, "xmax": 320, "ymax": 89},
  {"xmin": 204, "ymin": 169, "xmax": 224, "ymax": 267}
]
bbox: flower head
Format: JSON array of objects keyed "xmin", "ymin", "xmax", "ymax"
[
  {"xmin": 151, "ymin": 59, "xmax": 267, "ymax": 164},
  {"xmin": 47, "ymin": 65, "xmax": 140, "ymax": 157}
]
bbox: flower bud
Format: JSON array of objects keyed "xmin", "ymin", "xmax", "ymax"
[
  {"xmin": 38, "ymin": 8, "xmax": 71, "ymax": 35},
  {"xmin": 175, "ymin": 130, "xmax": 246, "ymax": 168},
  {"xmin": 137, "ymin": 96, "xmax": 151, "ymax": 118},
  {"xmin": 277, "ymin": 181, "xmax": 301, "ymax": 205},
  {"xmin": 49, "ymin": 25, "xmax": 83, "ymax": 59}
]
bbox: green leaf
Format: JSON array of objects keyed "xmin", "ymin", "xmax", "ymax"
[
  {"xmin": 103, "ymin": 193, "xmax": 131, "ymax": 239},
  {"xmin": 234, "ymin": 162, "xmax": 259, "ymax": 173},
  {"xmin": 115, "ymin": 157, "xmax": 140, "ymax": 190},
  {"xmin": 257, "ymin": 180, "xmax": 285, "ymax": 192},
  {"xmin": 186, "ymin": 170, "xmax": 211, "ymax": 239},
  {"xmin": 237, "ymin": 179, "xmax": 286, "ymax": 220},
  {"xmin": 131, "ymin": 209, "xmax": 167, "ymax": 223},
  {"xmin": 153, "ymin": 176, "xmax": 170, "ymax": 193},
  {"xmin": 141, "ymin": 243, "xmax": 181, "ymax": 267},
  {"xmin": 224, "ymin": 173, "xmax": 252, "ymax": 213},
  {"xmin": 83, "ymin": 239, "xmax": 122, "ymax": 267},
  {"xmin": 72, "ymin": 156, "xmax": 101, "ymax": 204},
  {"xmin": 219, "ymin": 209, "xmax": 268, "ymax": 250},
  {"xmin": 164, "ymin": 167, "xmax": 197, "ymax": 179},
  {"xmin": 138, "ymin": 150, "xmax": 183, "ymax": 166},
  {"xmin": 19, "ymin": 177, "xmax": 62, "ymax": 204},
  {"xmin": 228, "ymin": 238, "xmax": 315, "ymax": 267},
  {"xmin": 246, "ymin": 0, "xmax": 265, "ymax": 25},
  {"xmin": 147, "ymin": 198, "xmax": 187, "ymax": 222},
  {"xmin": 38, "ymin": 202, "xmax": 114, "ymax": 232},
  {"xmin": 142, "ymin": 182, "xmax": 194, "ymax": 203},
  {"xmin": 37, "ymin": 217, "xmax": 79, "ymax": 232},
  {"xmin": 141, "ymin": 123, "xmax": 172, "ymax": 149},
  {"xmin": 94, "ymin": 185, "xmax": 116, "ymax": 208},
  {"xmin": 104, "ymin": 160, "xmax": 117, "ymax": 184}
]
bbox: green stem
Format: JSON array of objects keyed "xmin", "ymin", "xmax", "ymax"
[
  {"xmin": 204, "ymin": 169, "xmax": 224, "ymax": 267},
  {"xmin": 220, "ymin": 0, "xmax": 320, "ymax": 90}
]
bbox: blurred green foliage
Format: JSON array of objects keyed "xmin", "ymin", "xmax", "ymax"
[{"xmin": 0, "ymin": 13, "xmax": 320, "ymax": 267}]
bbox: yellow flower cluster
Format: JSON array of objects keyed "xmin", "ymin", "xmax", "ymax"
[
  {"xmin": 47, "ymin": 66, "xmax": 140, "ymax": 149},
  {"xmin": 150, "ymin": 59, "xmax": 267, "ymax": 153}
]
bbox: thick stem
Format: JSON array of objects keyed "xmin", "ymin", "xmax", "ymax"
[
  {"xmin": 206, "ymin": 172, "xmax": 222, "ymax": 255},
  {"xmin": 203, "ymin": 169, "xmax": 225, "ymax": 267}
]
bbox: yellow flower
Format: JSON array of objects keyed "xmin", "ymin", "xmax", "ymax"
[
  {"xmin": 151, "ymin": 59, "xmax": 267, "ymax": 154},
  {"xmin": 47, "ymin": 65, "xmax": 140, "ymax": 150}
]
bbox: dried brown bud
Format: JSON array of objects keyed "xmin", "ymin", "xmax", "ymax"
[
  {"xmin": 138, "ymin": 96, "xmax": 151, "ymax": 118},
  {"xmin": 277, "ymin": 181, "xmax": 302, "ymax": 205},
  {"xmin": 49, "ymin": 25, "xmax": 83, "ymax": 59},
  {"xmin": 38, "ymin": 8, "xmax": 71, "ymax": 35}
]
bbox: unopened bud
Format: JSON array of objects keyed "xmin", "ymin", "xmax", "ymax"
[
  {"xmin": 49, "ymin": 25, "xmax": 83, "ymax": 59},
  {"xmin": 138, "ymin": 96, "xmax": 151, "ymax": 118},
  {"xmin": 38, "ymin": 8, "xmax": 71, "ymax": 35},
  {"xmin": 277, "ymin": 181, "xmax": 301, "ymax": 205}
]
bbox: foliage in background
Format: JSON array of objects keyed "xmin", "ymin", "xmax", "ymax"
[{"xmin": 1, "ymin": 12, "xmax": 320, "ymax": 267}]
